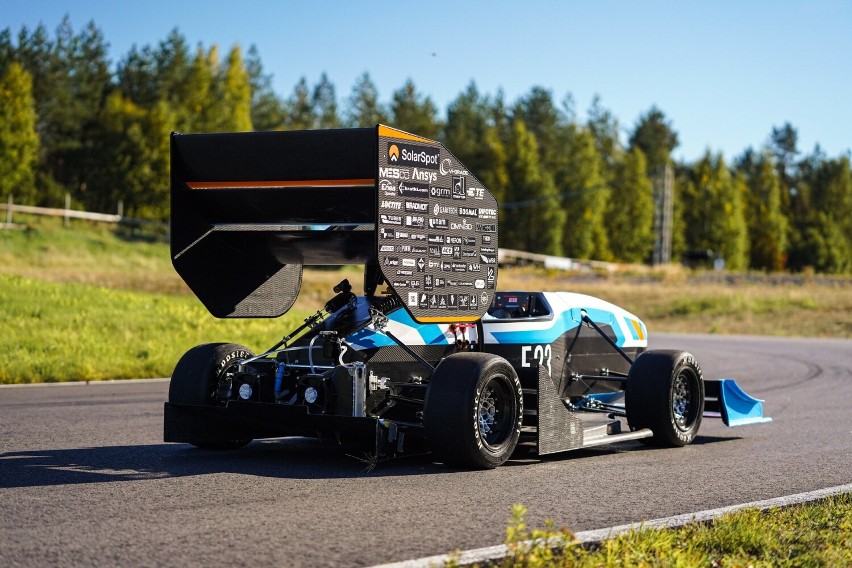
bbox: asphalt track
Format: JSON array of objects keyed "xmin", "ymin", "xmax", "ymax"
[{"xmin": 1, "ymin": 333, "xmax": 850, "ymax": 567}]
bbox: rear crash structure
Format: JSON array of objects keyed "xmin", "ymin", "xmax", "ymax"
[{"xmin": 165, "ymin": 126, "xmax": 770, "ymax": 469}]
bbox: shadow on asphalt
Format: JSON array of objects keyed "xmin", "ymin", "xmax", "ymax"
[
  {"xmin": 0, "ymin": 438, "xmax": 446, "ymax": 488},
  {"xmin": 0, "ymin": 434, "xmax": 741, "ymax": 489}
]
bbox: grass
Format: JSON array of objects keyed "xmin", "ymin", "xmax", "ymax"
[
  {"xmin": 0, "ymin": 273, "xmax": 308, "ymax": 383},
  {"xmin": 2, "ymin": 214, "xmax": 852, "ymax": 382},
  {"xmin": 477, "ymin": 494, "xmax": 852, "ymax": 567}
]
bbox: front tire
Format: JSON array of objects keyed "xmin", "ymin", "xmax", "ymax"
[
  {"xmin": 626, "ymin": 350, "xmax": 704, "ymax": 447},
  {"xmin": 169, "ymin": 343, "xmax": 254, "ymax": 450},
  {"xmin": 424, "ymin": 353, "xmax": 522, "ymax": 469}
]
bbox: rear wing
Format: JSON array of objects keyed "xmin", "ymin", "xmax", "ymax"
[{"xmin": 170, "ymin": 125, "xmax": 499, "ymax": 323}]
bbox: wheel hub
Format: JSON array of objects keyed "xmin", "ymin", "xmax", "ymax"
[
  {"xmin": 672, "ymin": 373, "xmax": 692, "ymax": 429},
  {"xmin": 478, "ymin": 387, "xmax": 498, "ymax": 435}
]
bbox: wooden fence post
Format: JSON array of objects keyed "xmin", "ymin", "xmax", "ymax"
[
  {"xmin": 5, "ymin": 195, "xmax": 11, "ymax": 226},
  {"xmin": 64, "ymin": 193, "xmax": 70, "ymax": 227}
]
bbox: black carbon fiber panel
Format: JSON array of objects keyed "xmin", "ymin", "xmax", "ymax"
[{"xmin": 537, "ymin": 365, "xmax": 584, "ymax": 455}]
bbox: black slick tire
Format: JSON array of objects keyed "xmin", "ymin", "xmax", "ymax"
[
  {"xmin": 424, "ymin": 352, "xmax": 522, "ymax": 469},
  {"xmin": 169, "ymin": 343, "xmax": 254, "ymax": 450},
  {"xmin": 626, "ymin": 350, "xmax": 704, "ymax": 447}
]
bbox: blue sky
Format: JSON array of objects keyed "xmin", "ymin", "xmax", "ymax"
[{"xmin": 4, "ymin": 0, "xmax": 850, "ymax": 163}]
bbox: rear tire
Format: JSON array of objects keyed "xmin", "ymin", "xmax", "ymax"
[
  {"xmin": 424, "ymin": 353, "xmax": 522, "ymax": 469},
  {"xmin": 169, "ymin": 343, "xmax": 254, "ymax": 450},
  {"xmin": 626, "ymin": 350, "xmax": 704, "ymax": 447}
]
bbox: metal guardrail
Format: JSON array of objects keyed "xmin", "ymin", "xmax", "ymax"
[{"xmin": 498, "ymin": 247, "xmax": 623, "ymax": 272}]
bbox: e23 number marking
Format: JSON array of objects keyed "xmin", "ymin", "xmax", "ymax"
[{"xmin": 521, "ymin": 344, "xmax": 552, "ymax": 377}]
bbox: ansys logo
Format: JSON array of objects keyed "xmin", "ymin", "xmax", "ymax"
[{"xmin": 388, "ymin": 144, "xmax": 400, "ymax": 162}]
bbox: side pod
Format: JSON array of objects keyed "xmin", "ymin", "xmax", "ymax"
[{"xmin": 704, "ymin": 379, "xmax": 772, "ymax": 427}]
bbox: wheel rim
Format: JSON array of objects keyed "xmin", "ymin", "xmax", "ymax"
[
  {"xmin": 211, "ymin": 360, "xmax": 241, "ymax": 405},
  {"xmin": 477, "ymin": 375, "xmax": 515, "ymax": 451},
  {"xmin": 672, "ymin": 369, "xmax": 698, "ymax": 431}
]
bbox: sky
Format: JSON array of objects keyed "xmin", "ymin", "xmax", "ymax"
[{"xmin": 3, "ymin": 0, "xmax": 850, "ymax": 163}]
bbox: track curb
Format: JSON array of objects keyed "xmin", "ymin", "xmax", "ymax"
[{"xmin": 370, "ymin": 483, "xmax": 852, "ymax": 568}]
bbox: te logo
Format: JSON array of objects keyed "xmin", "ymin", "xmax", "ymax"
[{"xmin": 521, "ymin": 344, "xmax": 552, "ymax": 377}]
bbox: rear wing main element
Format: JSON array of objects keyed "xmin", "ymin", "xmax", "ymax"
[{"xmin": 170, "ymin": 125, "xmax": 499, "ymax": 323}]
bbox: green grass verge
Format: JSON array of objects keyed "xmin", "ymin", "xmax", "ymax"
[
  {"xmin": 479, "ymin": 494, "xmax": 852, "ymax": 567},
  {"xmin": 3, "ymin": 215, "xmax": 852, "ymax": 382},
  {"xmin": 0, "ymin": 273, "xmax": 308, "ymax": 383}
]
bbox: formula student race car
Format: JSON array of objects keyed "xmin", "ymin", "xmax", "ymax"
[{"xmin": 164, "ymin": 126, "xmax": 770, "ymax": 469}]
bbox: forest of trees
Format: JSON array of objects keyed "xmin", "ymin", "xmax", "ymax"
[{"xmin": 1, "ymin": 19, "xmax": 851, "ymax": 273}]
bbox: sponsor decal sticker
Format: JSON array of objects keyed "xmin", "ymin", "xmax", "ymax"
[
  {"xmin": 405, "ymin": 215, "xmax": 425, "ymax": 228},
  {"xmin": 430, "ymin": 185, "xmax": 452, "ymax": 199},
  {"xmin": 411, "ymin": 168, "xmax": 437, "ymax": 183},
  {"xmin": 379, "ymin": 166, "xmax": 409, "ymax": 179},
  {"xmin": 466, "ymin": 186, "xmax": 485, "ymax": 199},
  {"xmin": 388, "ymin": 142, "xmax": 440, "ymax": 169},
  {"xmin": 440, "ymin": 158, "xmax": 469, "ymax": 176},
  {"xmin": 459, "ymin": 206, "xmax": 478, "ymax": 217},
  {"xmin": 433, "ymin": 203, "xmax": 457, "ymax": 216},
  {"xmin": 381, "ymin": 200, "xmax": 402, "ymax": 210},
  {"xmin": 381, "ymin": 214, "xmax": 402, "ymax": 225},
  {"xmin": 405, "ymin": 200, "xmax": 429, "ymax": 212},
  {"xmin": 397, "ymin": 180, "xmax": 429, "ymax": 197},
  {"xmin": 476, "ymin": 223, "xmax": 497, "ymax": 233},
  {"xmin": 429, "ymin": 217, "xmax": 449, "ymax": 230},
  {"xmin": 452, "ymin": 176, "xmax": 467, "ymax": 200}
]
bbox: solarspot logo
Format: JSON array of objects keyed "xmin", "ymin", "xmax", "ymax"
[
  {"xmin": 387, "ymin": 142, "xmax": 440, "ymax": 169},
  {"xmin": 388, "ymin": 144, "xmax": 400, "ymax": 162}
]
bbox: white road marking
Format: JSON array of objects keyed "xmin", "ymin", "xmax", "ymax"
[{"xmin": 369, "ymin": 483, "xmax": 852, "ymax": 568}]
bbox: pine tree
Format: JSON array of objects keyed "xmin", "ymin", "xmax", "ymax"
[
  {"xmin": 682, "ymin": 152, "xmax": 749, "ymax": 269},
  {"xmin": 512, "ymin": 86, "xmax": 567, "ymax": 174},
  {"xmin": 312, "ymin": 73, "xmax": 340, "ymax": 129},
  {"xmin": 740, "ymin": 152, "xmax": 789, "ymax": 271},
  {"xmin": 117, "ymin": 44, "xmax": 158, "ymax": 108},
  {"xmin": 606, "ymin": 148, "xmax": 654, "ymax": 263},
  {"xmin": 183, "ymin": 45, "xmax": 217, "ymax": 132},
  {"xmin": 245, "ymin": 44, "xmax": 285, "ymax": 131},
  {"xmin": 559, "ymin": 127, "xmax": 611, "ymax": 260},
  {"xmin": 284, "ymin": 77, "xmax": 315, "ymax": 130},
  {"xmin": 503, "ymin": 119, "xmax": 564, "ymax": 255},
  {"xmin": 219, "ymin": 45, "xmax": 252, "ymax": 132},
  {"xmin": 797, "ymin": 156, "xmax": 852, "ymax": 273},
  {"xmin": 587, "ymin": 95, "xmax": 622, "ymax": 178},
  {"xmin": 0, "ymin": 62, "xmax": 39, "ymax": 204},
  {"xmin": 86, "ymin": 93, "xmax": 171, "ymax": 218},
  {"xmin": 389, "ymin": 80, "xmax": 440, "ymax": 138},
  {"xmin": 628, "ymin": 106, "xmax": 679, "ymax": 174},
  {"xmin": 344, "ymin": 72, "xmax": 387, "ymax": 127}
]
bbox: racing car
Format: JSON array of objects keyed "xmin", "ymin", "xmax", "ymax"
[{"xmin": 164, "ymin": 126, "xmax": 770, "ymax": 469}]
